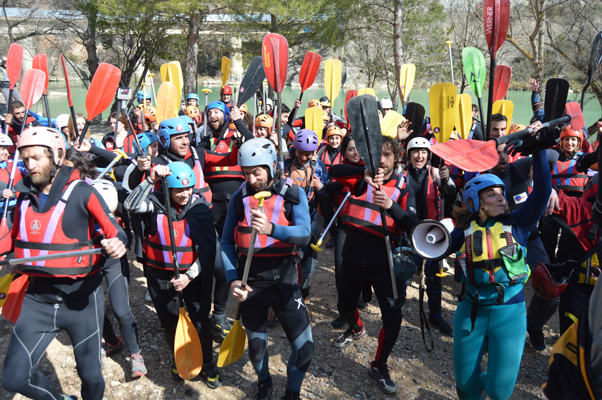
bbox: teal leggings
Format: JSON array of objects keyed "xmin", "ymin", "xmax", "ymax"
[{"xmin": 453, "ymin": 299, "xmax": 526, "ymax": 400}]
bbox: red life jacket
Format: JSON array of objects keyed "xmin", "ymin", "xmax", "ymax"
[
  {"xmin": 446, "ymin": 162, "xmax": 464, "ymax": 190},
  {"xmin": 234, "ymin": 179, "xmax": 298, "ymax": 257},
  {"xmin": 341, "ymin": 174, "xmax": 407, "ymax": 238},
  {"xmin": 143, "ymin": 213, "xmax": 197, "ymax": 271},
  {"xmin": 123, "ymin": 134, "xmax": 136, "ymax": 154},
  {"xmin": 318, "ymin": 146, "xmax": 342, "ymax": 171},
  {"xmin": 15, "ymin": 181, "xmax": 102, "ymax": 278},
  {"xmin": 205, "ymin": 128, "xmax": 245, "ymax": 180},
  {"xmin": 403, "ymin": 165, "xmax": 440, "ymax": 220},
  {"xmin": 552, "ymin": 154, "xmax": 588, "ymax": 193},
  {"xmin": 161, "ymin": 148, "xmax": 213, "ymax": 207}
]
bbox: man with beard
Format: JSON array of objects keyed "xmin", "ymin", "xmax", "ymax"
[
  {"xmin": 0, "ymin": 127, "xmax": 127, "ymax": 400},
  {"xmin": 4, "ymin": 101, "xmax": 39, "ymax": 144}
]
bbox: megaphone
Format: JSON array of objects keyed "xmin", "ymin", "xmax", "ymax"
[{"xmin": 411, "ymin": 218, "xmax": 455, "ymax": 261}]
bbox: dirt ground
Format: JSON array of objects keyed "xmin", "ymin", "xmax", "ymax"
[{"xmin": 0, "ymin": 241, "xmax": 557, "ymax": 400}]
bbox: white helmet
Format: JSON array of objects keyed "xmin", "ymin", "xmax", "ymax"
[
  {"xmin": 0, "ymin": 134, "xmax": 13, "ymax": 147},
  {"xmin": 407, "ymin": 137, "xmax": 430, "ymax": 153},
  {"xmin": 90, "ymin": 180, "xmax": 118, "ymax": 213},
  {"xmin": 381, "ymin": 98, "xmax": 393, "ymax": 110},
  {"xmin": 55, "ymin": 114, "xmax": 71, "ymax": 131}
]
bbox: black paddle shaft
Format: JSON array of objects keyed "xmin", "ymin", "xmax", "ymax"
[
  {"xmin": 162, "ymin": 178, "xmax": 185, "ymax": 307},
  {"xmin": 2, "ymin": 110, "xmax": 30, "ymax": 221}
]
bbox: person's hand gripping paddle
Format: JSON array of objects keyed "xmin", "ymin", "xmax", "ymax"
[
  {"xmin": 162, "ymin": 178, "xmax": 203, "ymax": 380},
  {"xmin": 218, "ymin": 191, "xmax": 271, "ymax": 368}
]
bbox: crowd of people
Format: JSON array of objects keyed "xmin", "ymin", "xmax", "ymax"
[{"xmin": 0, "ymin": 69, "xmax": 601, "ymax": 400}]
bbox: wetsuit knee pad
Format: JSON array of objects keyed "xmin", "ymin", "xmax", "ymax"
[
  {"xmin": 294, "ymin": 341, "xmax": 314, "ymax": 373},
  {"xmin": 248, "ymin": 336, "xmax": 268, "ymax": 364}
]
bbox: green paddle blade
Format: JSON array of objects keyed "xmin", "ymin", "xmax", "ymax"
[{"xmin": 462, "ymin": 47, "xmax": 486, "ymax": 98}]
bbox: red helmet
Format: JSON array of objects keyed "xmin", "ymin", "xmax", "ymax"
[
  {"xmin": 530, "ymin": 263, "xmax": 568, "ymax": 300},
  {"xmin": 221, "ymin": 85, "xmax": 233, "ymax": 95},
  {"xmin": 559, "ymin": 125, "xmax": 584, "ymax": 143}
]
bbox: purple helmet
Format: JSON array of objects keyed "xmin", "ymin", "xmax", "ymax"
[{"xmin": 294, "ymin": 129, "xmax": 319, "ymax": 151}]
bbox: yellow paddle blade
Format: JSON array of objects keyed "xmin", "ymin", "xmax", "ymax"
[
  {"xmin": 167, "ymin": 62, "xmax": 182, "ymax": 105},
  {"xmin": 217, "ymin": 308, "xmax": 246, "ymax": 368},
  {"xmin": 170, "ymin": 61, "xmax": 183, "ymax": 89},
  {"xmin": 221, "ymin": 57, "xmax": 231, "ymax": 88},
  {"xmin": 492, "ymin": 100, "xmax": 514, "ymax": 125},
  {"xmin": 380, "ymin": 110, "xmax": 405, "ymax": 138},
  {"xmin": 429, "ymin": 83, "xmax": 457, "ymax": 143},
  {"xmin": 324, "ymin": 59, "xmax": 342, "ymax": 105},
  {"xmin": 305, "ymin": 107, "xmax": 324, "ymax": 141},
  {"xmin": 0, "ymin": 273, "xmax": 15, "ymax": 308},
  {"xmin": 174, "ymin": 306, "xmax": 203, "ymax": 380},
  {"xmin": 357, "ymin": 88, "xmax": 376, "ymax": 96},
  {"xmin": 399, "ymin": 64, "xmax": 416, "ymax": 102},
  {"xmin": 160, "ymin": 63, "xmax": 170, "ymax": 83},
  {"xmin": 156, "ymin": 81, "xmax": 178, "ymax": 123},
  {"xmin": 455, "ymin": 93, "xmax": 473, "ymax": 140}
]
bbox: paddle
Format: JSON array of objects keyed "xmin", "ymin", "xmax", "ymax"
[
  {"xmin": 2, "ymin": 274, "xmax": 28, "ymax": 323},
  {"xmin": 156, "ymin": 81, "xmax": 178, "ymax": 124},
  {"xmin": 148, "ymin": 73, "xmax": 157, "ymax": 106},
  {"xmin": 1, "ymin": 69, "xmax": 45, "ymax": 231},
  {"xmin": 201, "ymin": 88, "xmax": 211, "ymax": 136},
  {"xmin": 60, "ymin": 54, "xmax": 78, "ymax": 136},
  {"xmin": 403, "ymin": 102, "xmax": 426, "ymax": 143},
  {"xmin": 31, "ymin": 54, "xmax": 51, "ymax": 125},
  {"xmin": 344, "ymin": 90, "xmax": 358, "ymax": 129},
  {"xmin": 580, "ymin": 31, "xmax": 602, "ymax": 109},
  {"xmin": 455, "ymin": 93, "xmax": 473, "ymax": 139},
  {"xmin": 298, "ymin": 51, "xmax": 322, "ymax": 104},
  {"xmin": 262, "ymin": 33, "xmax": 289, "ymax": 173},
  {"xmin": 236, "ymin": 56, "xmax": 265, "ymax": 108},
  {"xmin": 445, "ymin": 41, "xmax": 455, "ymax": 83},
  {"xmin": 217, "ymin": 191, "xmax": 271, "ymax": 368},
  {"xmin": 462, "ymin": 47, "xmax": 486, "ymax": 135},
  {"xmin": 3, "ymin": 43, "xmax": 23, "ymax": 134},
  {"xmin": 324, "ymin": 59, "xmax": 342, "ymax": 122},
  {"xmin": 221, "ymin": 57, "xmax": 231, "ymax": 88},
  {"xmin": 381, "ymin": 110, "xmax": 405, "ymax": 138},
  {"xmin": 0, "ymin": 273, "xmax": 15, "ymax": 308},
  {"xmin": 305, "ymin": 107, "xmax": 324, "ymax": 141},
  {"xmin": 399, "ymin": 64, "xmax": 416, "ymax": 109},
  {"xmin": 429, "ymin": 83, "xmax": 457, "ymax": 143},
  {"xmin": 168, "ymin": 62, "xmax": 183, "ymax": 104},
  {"xmin": 483, "ymin": 0, "xmax": 511, "ymax": 140},
  {"xmin": 311, "ymin": 192, "xmax": 351, "ymax": 253},
  {"xmin": 430, "ymin": 101, "xmax": 584, "ymax": 172},
  {"xmin": 492, "ymin": 100, "xmax": 513, "ymax": 124},
  {"xmin": 346, "ymin": 94, "xmax": 399, "ymax": 301},
  {"xmin": 493, "ymin": 65, "xmax": 511, "ymax": 102},
  {"xmin": 161, "ymin": 178, "xmax": 203, "ymax": 380},
  {"xmin": 160, "ymin": 63, "xmax": 170, "ymax": 83},
  {"xmin": 358, "ymin": 88, "xmax": 376, "ymax": 96},
  {"xmin": 76, "ymin": 63, "xmax": 122, "ymax": 147},
  {"xmin": 1, "ymin": 248, "xmax": 103, "ymax": 267}
]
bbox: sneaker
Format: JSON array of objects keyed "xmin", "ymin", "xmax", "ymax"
[
  {"xmin": 334, "ymin": 325, "xmax": 366, "ymax": 349},
  {"xmin": 255, "ymin": 375, "xmax": 273, "ymax": 400},
  {"xmin": 332, "ymin": 315, "xmax": 346, "ymax": 329},
  {"xmin": 200, "ymin": 365, "xmax": 223, "ymax": 389},
  {"xmin": 145, "ymin": 291, "xmax": 152, "ymax": 302},
  {"xmin": 369, "ymin": 361, "xmax": 397, "ymax": 394},
  {"xmin": 212, "ymin": 315, "xmax": 232, "ymax": 342},
  {"xmin": 429, "ymin": 316, "xmax": 453, "ymax": 335},
  {"xmin": 266, "ymin": 308, "xmax": 279, "ymax": 327},
  {"xmin": 171, "ymin": 364, "xmax": 183, "ymax": 382},
  {"xmin": 102, "ymin": 337, "xmax": 123, "ymax": 358},
  {"xmin": 528, "ymin": 329, "xmax": 546, "ymax": 351},
  {"xmin": 130, "ymin": 353, "xmax": 147, "ymax": 377}
]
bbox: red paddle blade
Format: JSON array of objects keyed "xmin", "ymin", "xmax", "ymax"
[
  {"xmin": 262, "ymin": 33, "xmax": 289, "ymax": 93},
  {"xmin": 565, "ymin": 102, "xmax": 585, "ymax": 131},
  {"xmin": 31, "ymin": 54, "xmax": 49, "ymax": 95},
  {"xmin": 60, "ymin": 54, "xmax": 74, "ymax": 108},
  {"xmin": 493, "ymin": 65, "xmax": 511, "ymax": 102},
  {"xmin": 86, "ymin": 63, "xmax": 121, "ymax": 120},
  {"xmin": 430, "ymin": 139, "xmax": 499, "ymax": 172},
  {"xmin": 345, "ymin": 90, "xmax": 358, "ymax": 126},
  {"xmin": 2, "ymin": 274, "xmax": 29, "ymax": 323},
  {"xmin": 484, "ymin": 0, "xmax": 511, "ymax": 58},
  {"xmin": 20, "ymin": 69, "xmax": 46, "ymax": 110},
  {"xmin": 299, "ymin": 51, "xmax": 321, "ymax": 92},
  {"xmin": 6, "ymin": 43, "xmax": 23, "ymax": 90}
]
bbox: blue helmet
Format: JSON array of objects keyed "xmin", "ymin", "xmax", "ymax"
[
  {"xmin": 179, "ymin": 115, "xmax": 194, "ymax": 127},
  {"xmin": 463, "ymin": 174, "xmax": 506, "ymax": 213},
  {"xmin": 207, "ymin": 100, "xmax": 230, "ymax": 124},
  {"xmin": 135, "ymin": 132, "xmax": 159, "ymax": 156},
  {"xmin": 166, "ymin": 161, "xmax": 196, "ymax": 189},
  {"xmin": 137, "ymin": 90, "xmax": 151, "ymax": 103},
  {"xmin": 158, "ymin": 118, "xmax": 189, "ymax": 149},
  {"xmin": 238, "ymin": 138, "xmax": 277, "ymax": 178},
  {"xmin": 187, "ymin": 93, "xmax": 200, "ymax": 103}
]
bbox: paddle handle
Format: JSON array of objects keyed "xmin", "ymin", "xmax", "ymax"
[
  {"xmin": 1, "ymin": 139, "xmax": 21, "ymax": 221},
  {"xmin": 276, "ymin": 93, "xmax": 284, "ymax": 174},
  {"xmin": 203, "ymin": 91, "xmax": 209, "ymax": 138},
  {"xmin": 149, "ymin": 74, "xmax": 157, "ymax": 107},
  {"xmin": 95, "ymin": 153, "xmax": 123, "ymax": 181},
  {"xmin": 3, "ymin": 89, "xmax": 13, "ymax": 134},
  {"xmin": 162, "ymin": 178, "xmax": 181, "ymax": 281},
  {"xmin": 240, "ymin": 193, "xmax": 270, "ymax": 289},
  {"xmin": 380, "ymin": 209, "xmax": 399, "ymax": 299},
  {"xmin": 43, "ymin": 94, "xmax": 51, "ymax": 126},
  {"xmin": 77, "ymin": 120, "xmax": 91, "ymax": 147},
  {"xmin": 252, "ymin": 93, "xmax": 257, "ymax": 136},
  {"xmin": 485, "ymin": 57, "xmax": 496, "ymax": 140},
  {"xmin": 314, "ymin": 191, "xmax": 350, "ymax": 246},
  {"xmin": 495, "ymin": 115, "xmax": 571, "ymax": 146},
  {"xmin": 0, "ymin": 248, "xmax": 104, "ymax": 266},
  {"xmin": 477, "ymin": 97, "xmax": 485, "ymax": 139}
]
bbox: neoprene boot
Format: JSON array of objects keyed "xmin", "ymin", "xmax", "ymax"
[{"xmin": 280, "ymin": 388, "xmax": 301, "ymax": 400}]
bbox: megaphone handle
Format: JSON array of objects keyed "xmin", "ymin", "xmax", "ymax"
[{"xmin": 435, "ymin": 260, "xmax": 448, "ymax": 278}]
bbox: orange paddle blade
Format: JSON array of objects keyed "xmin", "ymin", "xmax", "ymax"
[
  {"xmin": 20, "ymin": 69, "xmax": 46, "ymax": 109},
  {"xmin": 6, "ymin": 43, "xmax": 23, "ymax": 90},
  {"xmin": 174, "ymin": 306, "xmax": 203, "ymax": 380},
  {"xmin": 86, "ymin": 63, "xmax": 121, "ymax": 121},
  {"xmin": 2, "ymin": 274, "xmax": 29, "ymax": 323},
  {"xmin": 60, "ymin": 54, "xmax": 74, "ymax": 108},
  {"xmin": 217, "ymin": 305, "xmax": 246, "ymax": 368},
  {"xmin": 430, "ymin": 139, "xmax": 498, "ymax": 172}
]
